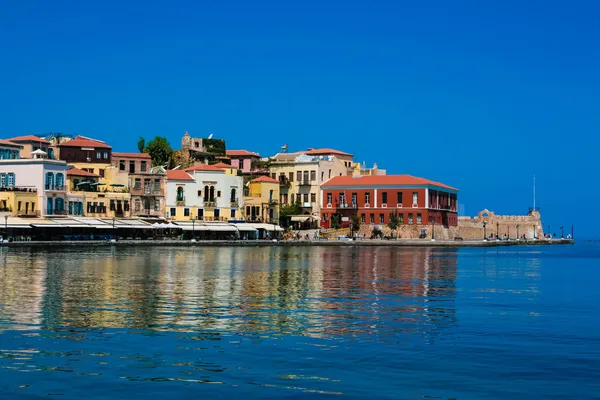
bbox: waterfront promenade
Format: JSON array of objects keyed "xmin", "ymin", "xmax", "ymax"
[{"xmin": 0, "ymin": 238, "xmax": 574, "ymax": 248}]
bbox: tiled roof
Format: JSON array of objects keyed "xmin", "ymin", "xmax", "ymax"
[
  {"xmin": 251, "ymin": 176, "xmax": 279, "ymax": 184},
  {"xmin": 112, "ymin": 152, "xmax": 151, "ymax": 159},
  {"xmin": 322, "ymin": 175, "xmax": 458, "ymax": 191},
  {"xmin": 212, "ymin": 162, "xmax": 234, "ymax": 169},
  {"xmin": 166, "ymin": 170, "xmax": 194, "ymax": 181},
  {"xmin": 305, "ymin": 148, "xmax": 352, "ymax": 157},
  {"xmin": 0, "ymin": 139, "xmax": 22, "ymax": 148},
  {"xmin": 183, "ymin": 164, "xmax": 225, "ymax": 172},
  {"xmin": 226, "ymin": 150, "xmax": 260, "ymax": 157},
  {"xmin": 6, "ymin": 135, "xmax": 51, "ymax": 144},
  {"xmin": 58, "ymin": 136, "xmax": 111, "ymax": 149},
  {"xmin": 67, "ymin": 167, "xmax": 100, "ymax": 178}
]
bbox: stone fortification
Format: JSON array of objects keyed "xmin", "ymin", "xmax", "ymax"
[{"xmin": 456, "ymin": 209, "xmax": 543, "ymax": 240}]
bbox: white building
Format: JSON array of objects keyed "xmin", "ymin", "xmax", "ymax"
[
  {"xmin": 0, "ymin": 159, "xmax": 68, "ymax": 216},
  {"xmin": 165, "ymin": 164, "xmax": 244, "ymax": 221}
]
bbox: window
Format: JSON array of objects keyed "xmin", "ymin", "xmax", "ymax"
[
  {"xmin": 197, "ymin": 190, "xmax": 202, "ymax": 197},
  {"xmin": 197, "ymin": 208, "xmax": 204, "ymax": 220},
  {"xmin": 125, "ymin": 201, "xmax": 130, "ymax": 212},
  {"xmin": 110, "ymin": 200, "xmax": 116, "ymax": 211},
  {"xmin": 361, "ymin": 213, "xmax": 366, "ymax": 224},
  {"xmin": 96, "ymin": 151, "xmax": 101, "ymax": 159},
  {"xmin": 380, "ymin": 214, "xmax": 385, "ymax": 224},
  {"xmin": 327, "ymin": 193, "xmax": 332, "ymax": 204},
  {"xmin": 230, "ymin": 188, "xmax": 237, "ymax": 203},
  {"xmin": 176, "ymin": 187, "xmax": 184, "ymax": 202},
  {"xmin": 289, "ymin": 172, "xmax": 294, "ymax": 182},
  {"xmin": 303, "ymin": 193, "xmax": 308, "ymax": 203},
  {"xmin": 321, "ymin": 171, "xmax": 324, "ymax": 181},
  {"xmin": 129, "ymin": 161, "xmax": 135, "ymax": 173},
  {"xmin": 45, "ymin": 172, "xmax": 54, "ymax": 190},
  {"xmin": 269, "ymin": 190, "xmax": 273, "ymax": 202},
  {"xmin": 230, "ymin": 209, "xmax": 236, "ymax": 218},
  {"xmin": 408, "ymin": 213, "xmax": 414, "ymax": 224},
  {"xmin": 98, "ymin": 202, "xmax": 105, "ymax": 213},
  {"xmin": 144, "ymin": 178, "xmax": 151, "ymax": 191},
  {"xmin": 99, "ymin": 169, "xmax": 105, "ymax": 178},
  {"xmin": 351, "ymin": 193, "xmax": 357, "ymax": 207},
  {"xmin": 0, "ymin": 173, "xmax": 5, "ymax": 187},
  {"xmin": 134, "ymin": 178, "xmax": 141, "ymax": 189},
  {"xmin": 291, "ymin": 194, "xmax": 295, "ymax": 203},
  {"xmin": 340, "ymin": 192, "xmax": 346, "ymax": 205},
  {"xmin": 7, "ymin": 173, "xmax": 15, "ymax": 187},
  {"xmin": 399, "ymin": 213, "xmax": 404, "ymax": 224},
  {"xmin": 283, "ymin": 194, "xmax": 288, "ymax": 204},
  {"xmin": 55, "ymin": 173, "xmax": 64, "ymax": 189},
  {"xmin": 369, "ymin": 214, "xmax": 374, "ymax": 224},
  {"xmin": 382, "ymin": 192, "xmax": 387, "ymax": 205},
  {"xmin": 413, "ymin": 192, "xmax": 418, "ymax": 205},
  {"xmin": 365, "ymin": 192, "xmax": 370, "ymax": 204},
  {"xmin": 141, "ymin": 161, "xmax": 147, "ymax": 172},
  {"xmin": 303, "ymin": 171, "xmax": 309, "ymax": 183},
  {"xmin": 17, "ymin": 201, "xmax": 22, "ymax": 211},
  {"xmin": 119, "ymin": 160, "xmax": 125, "ymax": 171},
  {"xmin": 310, "ymin": 171, "xmax": 316, "ymax": 181},
  {"xmin": 134, "ymin": 199, "xmax": 141, "ymax": 212},
  {"xmin": 271, "ymin": 173, "xmax": 276, "ymax": 179},
  {"xmin": 297, "ymin": 171, "xmax": 302, "ymax": 181},
  {"xmin": 103, "ymin": 152, "xmax": 109, "ymax": 159},
  {"xmin": 184, "ymin": 208, "xmax": 190, "ymax": 217},
  {"xmin": 328, "ymin": 169, "xmax": 331, "ymax": 179},
  {"xmin": 154, "ymin": 179, "xmax": 161, "ymax": 191},
  {"xmin": 417, "ymin": 213, "xmax": 422, "ymax": 224},
  {"xmin": 397, "ymin": 192, "xmax": 403, "ymax": 205},
  {"xmin": 311, "ymin": 193, "xmax": 316, "ymax": 203},
  {"xmin": 217, "ymin": 190, "xmax": 221, "ymax": 198},
  {"xmin": 214, "ymin": 208, "xmax": 220, "ymax": 218}
]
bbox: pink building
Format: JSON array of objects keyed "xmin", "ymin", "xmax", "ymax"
[{"xmin": 225, "ymin": 150, "xmax": 260, "ymax": 173}]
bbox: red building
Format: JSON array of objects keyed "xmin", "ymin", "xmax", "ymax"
[{"xmin": 320, "ymin": 175, "xmax": 458, "ymax": 229}]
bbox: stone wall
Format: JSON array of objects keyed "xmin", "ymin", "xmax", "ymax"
[{"xmin": 456, "ymin": 209, "xmax": 543, "ymax": 240}]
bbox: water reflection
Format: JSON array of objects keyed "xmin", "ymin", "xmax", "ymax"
[{"xmin": 0, "ymin": 247, "xmax": 462, "ymax": 341}]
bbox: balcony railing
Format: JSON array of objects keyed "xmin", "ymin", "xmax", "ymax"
[
  {"xmin": 298, "ymin": 180, "xmax": 312, "ymax": 186},
  {"xmin": 45, "ymin": 185, "xmax": 65, "ymax": 191},
  {"xmin": 203, "ymin": 199, "xmax": 216, "ymax": 207},
  {"xmin": 230, "ymin": 198, "xmax": 239, "ymax": 207},
  {"xmin": 335, "ymin": 203, "xmax": 357, "ymax": 209},
  {"xmin": 175, "ymin": 197, "xmax": 185, "ymax": 206},
  {"xmin": 16, "ymin": 210, "xmax": 40, "ymax": 217},
  {"xmin": 0, "ymin": 186, "xmax": 37, "ymax": 193}
]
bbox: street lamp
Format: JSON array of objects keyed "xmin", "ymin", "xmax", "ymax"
[
  {"xmin": 112, "ymin": 216, "xmax": 116, "ymax": 240},
  {"xmin": 483, "ymin": 221, "xmax": 487, "ymax": 240},
  {"xmin": 4, "ymin": 215, "xmax": 7, "ymax": 241},
  {"xmin": 431, "ymin": 218, "xmax": 435, "ymax": 241},
  {"xmin": 496, "ymin": 222, "xmax": 499, "ymax": 239},
  {"xmin": 507, "ymin": 226, "xmax": 510, "ymax": 240},
  {"xmin": 517, "ymin": 224, "xmax": 520, "ymax": 240},
  {"xmin": 548, "ymin": 225, "xmax": 550, "ymax": 238},
  {"xmin": 560, "ymin": 226, "xmax": 564, "ymax": 238}
]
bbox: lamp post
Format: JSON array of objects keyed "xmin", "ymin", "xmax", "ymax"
[
  {"xmin": 4, "ymin": 215, "xmax": 7, "ymax": 241},
  {"xmin": 483, "ymin": 221, "xmax": 487, "ymax": 240},
  {"xmin": 496, "ymin": 222, "xmax": 499, "ymax": 239},
  {"xmin": 112, "ymin": 216, "xmax": 116, "ymax": 240},
  {"xmin": 533, "ymin": 224, "xmax": 536, "ymax": 239},
  {"xmin": 560, "ymin": 226, "xmax": 564, "ymax": 238},
  {"xmin": 548, "ymin": 225, "xmax": 550, "ymax": 238},
  {"xmin": 517, "ymin": 224, "xmax": 520, "ymax": 240},
  {"xmin": 507, "ymin": 226, "xmax": 510, "ymax": 240},
  {"xmin": 431, "ymin": 219, "xmax": 435, "ymax": 241}
]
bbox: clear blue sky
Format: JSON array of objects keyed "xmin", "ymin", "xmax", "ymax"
[{"xmin": 1, "ymin": 0, "xmax": 598, "ymax": 237}]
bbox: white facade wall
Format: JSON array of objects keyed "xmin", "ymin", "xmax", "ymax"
[{"xmin": 0, "ymin": 159, "xmax": 68, "ymax": 216}]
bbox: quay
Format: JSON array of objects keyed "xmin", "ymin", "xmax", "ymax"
[{"xmin": 0, "ymin": 238, "xmax": 574, "ymax": 248}]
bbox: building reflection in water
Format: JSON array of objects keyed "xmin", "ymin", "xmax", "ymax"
[{"xmin": 0, "ymin": 246, "xmax": 470, "ymax": 343}]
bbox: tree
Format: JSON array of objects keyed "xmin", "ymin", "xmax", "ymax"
[
  {"xmin": 144, "ymin": 136, "xmax": 173, "ymax": 166},
  {"xmin": 279, "ymin": 198, "xmax": 302, "ymax": 227},
  {"xmin": 351, "ymin": 214, "xmax": 361, "ymax": 237},
  {"xmin": 331, "ymin": 214, "xmax": 341, "ymax": 230},
  {"xmin": 387, "ymin": 210, "xmax": 400, "ymax": 239},
  {"xmin": 137, "ymin": 137, "xmax": 145, "ymax": 153},
  {"xmin": 170, "ymin": 149, "xmax": 194, "ymax": 169}
]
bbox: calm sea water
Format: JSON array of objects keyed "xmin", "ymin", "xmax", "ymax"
[{"xmin": 0, "ymin": 244, "xmax": 599, "ymax": 399}]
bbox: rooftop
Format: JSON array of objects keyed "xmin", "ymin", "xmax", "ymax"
[
  {"xmin": 67, "ymin": 167, "xmax": 100, "ymax": 178},
  {"xmin": 212, "ymin": 162, "xmax": 235, "ymax": 169},
  {"xmin": 112, "ymin": 152, "xmax": 151, "ymax": 159},
  {"xmin": 322, "ymin": 174, "xmax": 458, "ymax": 191},
  {"xmin": 183, "ymin": 164, "xmax": 225, "ymax": 173},
  {"xmin": 166, "ymin": 170, "xmax": 194, "ymax": 181},
  {"xmin": 0, "ymin": 139, "xmax": 22, "ymax": 148},
  {"xmin": 305, "ymin": 148, "xmax": 353, "ymax": 157},
  {"xmin": 226, "ymin": 150, "xmax": 260, "ymax": 157},
  {"xmin": 250, "ymin": 176, "xmax": 279, "ymax": 184},
  {"xmin": 6, "ymin": 135, "xmax": 51, "ymax": 144},
  {"xmin": 58, "ymin": 136, "xmax": 111, "ymax": 149}
]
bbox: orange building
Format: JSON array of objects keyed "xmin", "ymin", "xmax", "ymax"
[{"xmin": 320, "ymin": 175, "xmax": 458, "ymax": 229}]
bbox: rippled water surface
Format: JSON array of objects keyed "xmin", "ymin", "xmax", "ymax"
[{"xmin": 1, "ymin": 244, "xmax": 599, "ymax": 399}]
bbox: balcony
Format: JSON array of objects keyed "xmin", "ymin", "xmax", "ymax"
[
  {"xmin": 203, "ymin": 199, "xmax": 216, "ymax": 207},
  {"xmin": 45, "ymin": 185, "xmax": 65, "ymax": 191},
  {"xmin": 16, "ymin": 210, "xmax": 40, "ymax": 217},
  {"xmin": 133, "ymin": 209, "xmax": 163, "ymax": 217},
  {"xmin": 0, "ymin": 186, "xmax": 37, "ymax": 193},
  {"xmin": 298, "ymin": 180, "xmax": 312, "ymax": 186},
  {"xmin": 279, "ymin": 177, "xmax": 290, "ymax": 188},
  {"xmin": 230, "ymin": 199, "xmax": 239, "ymax": 207},
  {"xmin": 175, "ymin": 196, "xmax": 185, "ymax": 206},
  {"xmin": 335, "ymin": 203, "xmax": 357, "ymax": 209}
]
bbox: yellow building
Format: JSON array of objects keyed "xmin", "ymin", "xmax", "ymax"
[
  {"xmin": 0, "ymin": 187, "xmax": 38, "ymax": 217},
  {"xmin": 243, "ymin": 176, "xmax": 279, "ymax": 223},
  {"xmin": 66, "ymin": 167, "xmax": 131, "ymax": 218}
]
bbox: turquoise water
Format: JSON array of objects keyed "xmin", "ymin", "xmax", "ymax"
[{"xmin": 0, "ymin": 244, "xmax": 599, "ymax": 399}]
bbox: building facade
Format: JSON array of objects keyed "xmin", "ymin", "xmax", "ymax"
[
  {"xmin": 319, "ymin": 175, "xmax": 458, "ymax": 230},
  {"xmin": 226, "ymin": 150, "xmax": 260, "ymax": 173},
  {"xmin": 6, "ymin": 135, "xmax": 51, "ymax": 159},
  {"xmin": 165, "ymin": 164, "xmax": 244, "ymax": 222},
  {"xmin": 268, "ymin": 148, "xmax": 353, "ymax": 218},
  {"xmin": 56, "ymin": 136, "xmax": 112, "ymax": 180},
  {"xmin": 0, "ymin": 159, "xmax": 68, "ymax": 216},
  {"xmin": 243, "ymin": 176, "xmax": 279, "ymax": 223},
  {"xmin": 66, "ymin": 167, "xmax": 131, "ymax": 218},
  {"xmin": 0, "ymin": 140, "xmax": 23, "ymax": 160}
]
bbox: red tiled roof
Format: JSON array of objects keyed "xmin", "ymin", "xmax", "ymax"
[
  {"xmin": 305, "ymin": 148, "xmax": 352, "ymax": 157},
  {"xmin": 166, "ymin": 170, "xmax": 194, "ymax": 181},
  {"xmin": 0, "ymin": 139, "xmax": 21, "ymax": 147},
  {"xmin": 183, "ymin": 164, "xmax": 225, "ymax": 172},
  {"xmin": 6, "ymin": 135, "xmax": 51, "ymax": 144},
  {"xmin": 112, "ymin": 152, "xmax": 151, "ymax": 159},
  {"xmin": 322, "ymin": 175, "xmax": 458, "ymax": 191},
  {"xmin": 212, "ymin": 162, "xmax": 234, "ymax": 169},
  {"xmin": 67, "ymin": 167, "xmax": 100, "ymax": 178},
  {"xmin": 251, "ymin": 176, "xmax": 279, "ymax": 184},
  {"xmin": 226, "ymin": 150, "xmax": 260, "ymax": 157},
  {"xmin": 58, "ymin": 136, "xmax": 111, "ymax": 149}
]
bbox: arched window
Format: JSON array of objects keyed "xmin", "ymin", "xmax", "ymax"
[
  {"xmin": 204, "ymin": 185, "xmax": 209, "ymax": 201},
  {"xmin": 209, "ymin": 186, "xmax": 215, "ymax": 201},
  {"xmin": 45, "ymin": 172, "xmax": 54, "ymax": 190},
  {"xmin": 176, "ymin": 187, "xmax": 184, "ymax": 202},
  {"xmin": 230, "ymin": 188, "xmax": 236, "ymax": 203},
  {"xmin": 55, "ymin": 173, "xmax": 64, "ymax": 189}
]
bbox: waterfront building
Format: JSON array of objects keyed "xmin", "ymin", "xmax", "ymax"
[
  {"xmin": 66, "ymin": 167, "xmax": 131, "ymax": 218},
  {"xmin": 226, "ymin": 150, "xmax": 261, "ymax": 173},
  {"xmin": 6, "ymin": 135, "xmax": 51, "ymax": 159},
  {"xmin": 165, "ymin": 164, "xmax": 244, "ymax": 221},
  {"xmin": 0, "ymin": 158, "xmax": 68, "ymax": 216},
  {"xmin": 180, "ymin": 132, "xmax": 227, "ymax": 165},
  {"xmin": 319, "ymin": 175, "xmax": 458, "ymax": 230},
  {"xmin": 243, "ymin": 175, "xmax": 280, "ymax": 223},
  {"xmin": 268, "ymin": 148, "xmax": 354, "ymax": 218},
  {"xmin": 55, "ymin": 136, "xmax": 112, "ymax": 180},
  {"xmin": 0, "ymin": 139, "xmax": 23, "ymax": 160},
  {"xmin": 0, "ymin": 186, "xmax": 38, "ymax": 217}
]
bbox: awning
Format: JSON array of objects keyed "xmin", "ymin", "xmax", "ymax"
[
  {"xmin": 180, "ymin": 225, "xmax": 208, "ymax": 231},
  {"xmin": 248, "ymin": 223, "xmax": 284, "ymax": 232},
  {"xmin": 204, "ymin": 224, "xmax": 237, "ymax": 232},
  {"xmin": 31, "ymin": 223, "xmax": 62, "ymax": 228},
  {"xmin": 291, "ymin": 216, "xmax": 309, "ymax": 222},
  {"xmin": 90, "ymin": 182, "xmax": 104, "ymax": 186},
  {"xmin": 110, "ymin": 183, "xmax": 125, "ymax": 187},
  {"xmin": 4, "ymin": 225, "xmax": 32, "ymax": 229},
  {"xmin": 71, "ymin": 217, "xmax": 112, "ymax": 228},
  {"xmin": 231, "ymin": 224, "xmax": 258, "ymax": 232}
]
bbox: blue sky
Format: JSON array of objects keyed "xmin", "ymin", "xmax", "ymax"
[{"xmin": 1, "ymin": 0, "xmax": 598, "ymax": 237}]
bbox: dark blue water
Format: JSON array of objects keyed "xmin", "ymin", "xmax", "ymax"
[{"xmin": 0, "ymin": 244, "xmax": 599, "ymax": 399}]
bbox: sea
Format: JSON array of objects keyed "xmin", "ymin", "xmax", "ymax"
[{"xmin": 0, "ymin": 243, "xmax": 599, "ymax": 399}]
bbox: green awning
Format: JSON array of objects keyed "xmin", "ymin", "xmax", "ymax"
[
  {"xmin": 76, "ymin": 181, "xmax": 90, "ymax": 186},
  {"xmin": 110, "ymin": 183, "xmax": 125, "ymax": 187},
  {"xmin": 90, "ymin": 182, "xmax": 104, "ymax": 186}
]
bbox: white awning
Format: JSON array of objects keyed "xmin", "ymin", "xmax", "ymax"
[
  {"xmin": 180, "ymin": 225, "xmax": 208, "ymax": 231},
  {"xmin": 31, "ymin": 223, "xmax": 62, "ymax": 228},
  {"xmin": 248, "ymin": 223, "xmax": 284, "ymax": 232},
  {"xmin": 231, "ymin": 224, "xmax": 258, "ymax": 232},
  {"xmin": 204, "ymin": 224, "xmax": 237, "ymax": 232},
  {"xmin": 71, "ymin": 217, "xmax": 112, "ymax": 227},
  {"xmin": 291, "ymin": 216, "xmax": 309, "ymax": 222},
  {"xmin": 5, "ymin": 225, "xmax": 32, "ymax": 229}
]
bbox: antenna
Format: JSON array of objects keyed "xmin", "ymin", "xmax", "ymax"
[
  {"xmin": 281, "ymin": 144, "xmax": 288, "ymax": 153},
  {"xmin": 533, "ymin": 174, "xmax": 536, "ymax": 210},
  {"xmin": 208, "ymin": 133, "xmax": 213, "ymax": 139}
]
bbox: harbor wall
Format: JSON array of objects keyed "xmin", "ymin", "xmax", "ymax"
[{"xmin": 456, "ymin": 209, "xmax": 543, "ymax": 239}]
